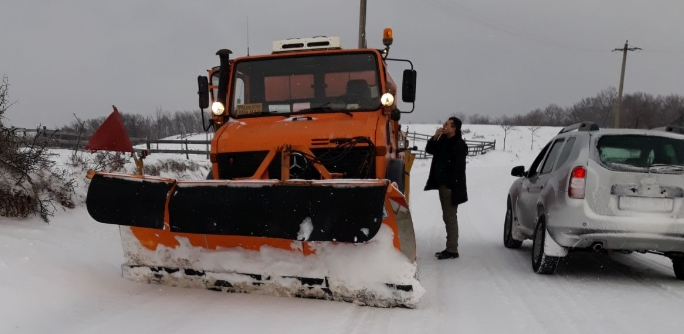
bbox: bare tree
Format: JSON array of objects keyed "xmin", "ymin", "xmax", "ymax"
[
  {"xmin": 0, "ymin": 75, "xmax": 17, "ymax": 121},
  {"xmin": 69, "ymin": 114, "xmax": 87, "ymax": 164},
  {"xmin": 449, "ymin": 111, "xmax": 467, "ymax": 122},
  {"xmin": 468, "ymin": 114, "xmax": 492, "ymax": 125},
  {"xmin": 527, "ymin": 125, "xmax": 542, "ymax": 150},
  {"xmin": 500, "ymin": 123, "xmax": 516, "ymax": 151},
  {"xmin": 0, "ymin": 77, "xmax": 75, "ymax": 222}
]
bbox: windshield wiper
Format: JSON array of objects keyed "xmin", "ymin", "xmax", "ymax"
[
  {"xmin": 648, "ymin": 164, "xmax": 684, "ymax": 172},
  {"xmin": 294, "ymin": 103, "xmax": 353, "ymax": 117},
  {"xmin": 238, "ymin": 111, "xmax": 287, "ymax": 118},
  {"xmin": 295, "ymin": 105, "xmax": 333, "ymax": 113}
]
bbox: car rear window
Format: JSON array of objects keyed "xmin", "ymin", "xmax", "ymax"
[{"xmin": 597, "ymin": 135, "xmax": 684, "ymax": 174}]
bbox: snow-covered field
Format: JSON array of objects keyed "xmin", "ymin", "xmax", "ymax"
[{"xmin": 1, "ymin": 124, "xmax": 683, "ymax": 334}]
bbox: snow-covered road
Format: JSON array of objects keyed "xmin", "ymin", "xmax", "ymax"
[{"xmin": 1, "ymin": 125, "xmax": 683, "ymax": 333}]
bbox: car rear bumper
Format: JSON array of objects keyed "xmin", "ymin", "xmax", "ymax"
[
  {"xmin": 546, "ymin": 200, "xmax": 684, "ymax": 251},
  {"xmin": 548, "ymin": 227, "xmax": 684, "ymax": 252}
]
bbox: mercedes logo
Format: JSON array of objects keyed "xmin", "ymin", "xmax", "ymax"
[{"xmin": 289, "ymin": 152, "xmax": 309, "ymax": 177}]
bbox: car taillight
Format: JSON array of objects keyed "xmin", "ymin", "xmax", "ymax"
[{"xmin": 568, "ymin": 166, "xmax": 586, "ymax": 199}]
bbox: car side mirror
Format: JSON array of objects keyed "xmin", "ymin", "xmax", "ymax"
[
  {"xmin": 197, "ymin": 75, "xmax": 210, "ymax": 110},
  {"xmin": 401, "ymin": 69, "xmax": 416, "ymax": 103},
  {"xmin": 511, "ymin": 165, "xmax": 526, "ymax": 177}
]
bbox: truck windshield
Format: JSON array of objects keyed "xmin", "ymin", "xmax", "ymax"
[
  {"xmin": 597, "ymin": 135, "xmax": 684, "ymax": 174},
  {"xmin": 229, "ymin": 52, "xmax": 382, "ymax": 117}
]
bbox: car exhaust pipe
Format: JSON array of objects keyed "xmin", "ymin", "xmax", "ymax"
[{"xmin": 592, "ymin": 242, "xmax": 604, "ymax": 251}]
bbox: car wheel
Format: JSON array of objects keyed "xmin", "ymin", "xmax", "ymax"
[
  {"xmin": 673, "ymin": 257, "xmax": 684, "ymax": 280},
  {"xmin": 532, "ymin": 217, "xmax": 560, "ymax": 274},
  {"xmin": 503, "ymin": 199, "xmax": 522, "ymax": 249}
]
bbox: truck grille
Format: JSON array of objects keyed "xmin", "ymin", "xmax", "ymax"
[
  {"xmin": 217, "ymin": 147, "xmax": 375, "ymax": 180},
  {"xmin": 216, "ymin": 151, "xmax": 269, "ymax": 179}
]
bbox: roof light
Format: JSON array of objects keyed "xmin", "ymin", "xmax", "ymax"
[
  {"xmin": 383, "ymin": 28, "xmax": 393, "ymax": 47},
  {"xmin": 272, "ymin": 36, "xmax": 342, "ymax": 53}
]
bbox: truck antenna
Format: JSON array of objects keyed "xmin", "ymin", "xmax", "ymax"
[{"xmin": 247, "ymin": 16, "xmax": 250, "ymax": 56}]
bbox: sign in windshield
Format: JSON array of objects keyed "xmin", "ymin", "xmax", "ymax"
[{"xmin": 230, "ymin": 52, "xmax": 382, "ymax": 117}]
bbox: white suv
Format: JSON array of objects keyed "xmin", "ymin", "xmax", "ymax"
[{"xmin": 504, "ymin": 122, "xmax": 684, "ymax": 278}]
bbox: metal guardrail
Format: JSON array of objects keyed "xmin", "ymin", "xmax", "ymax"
[{"xmin": 15, "ymin": 127, "xmax": 496, "ymax": 160}]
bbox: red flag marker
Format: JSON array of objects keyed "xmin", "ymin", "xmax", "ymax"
[{"xmin": 84, "ymin": 105, "xmax": 134, "ymax": 153}]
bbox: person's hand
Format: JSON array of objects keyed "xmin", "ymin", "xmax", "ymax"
[{"xmin": 433, "ymin": 127, "xmax": 444, "ymax": 140}]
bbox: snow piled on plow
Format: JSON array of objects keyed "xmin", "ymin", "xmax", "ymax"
[{"xmin": 119, "ymin": 224, "xmax": 425, "ymax": 308}]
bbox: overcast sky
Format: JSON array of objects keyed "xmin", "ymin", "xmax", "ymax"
[{"xmin": 2, "ymin": 0, "xmax": 683, "ymax": 128}]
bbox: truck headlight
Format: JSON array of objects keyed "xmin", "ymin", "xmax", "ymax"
[
  {"xmin": 211, "ymin": 102, "xmax": 225, "ymax": 115},
  {"xmin": 381, "ymin": 93, "xmax": 395, "ymax": 107}
]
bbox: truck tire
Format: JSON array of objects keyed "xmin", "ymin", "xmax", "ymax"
[{"xmin": 386, "ymin": 159, "xmax": 405, "ymax": 194}]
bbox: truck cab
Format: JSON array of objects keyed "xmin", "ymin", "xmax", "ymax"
[{"xmin": 198, "ymin": 31, "xmax": 417, "ymax": 192}]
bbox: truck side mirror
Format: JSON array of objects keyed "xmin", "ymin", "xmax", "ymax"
[
  {"xmin": 197, "ymin": 75, "xmax": 210, "ymax": 110},
  {"xmin": 401, "ymin": 69, "xmax": 417, "ymax": 103}
]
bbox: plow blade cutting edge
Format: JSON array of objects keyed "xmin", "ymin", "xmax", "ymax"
[{"xmin": 86, "ymin": 172, "xmax": 424, "ymax": 307}]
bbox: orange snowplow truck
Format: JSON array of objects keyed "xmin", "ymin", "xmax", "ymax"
[{"xmin": 85, "ymin": 29, "xmax": 424, "ymax": 307}]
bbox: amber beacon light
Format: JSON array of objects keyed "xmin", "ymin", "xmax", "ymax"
[{"xmin": 383, "ymin": 28, "xmax": 394, "ymax": 47}]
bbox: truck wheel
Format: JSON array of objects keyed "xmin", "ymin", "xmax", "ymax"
[
  {"xmin": 206, "ymin": 170, "xmax": 214, "ymax": 180},
  {"xmin": 532, "ymin": 217, "xmax": 560, "ymax": 274},
  {"xmin": 673, "ymin": 257, "xmax": 684, "ymax": 280},
  {"xmin": 386, "ymin": 159, "xmax": 405, "ymax": 193},
  {"xmin": 504, "ymin": 199, "xmax": 522, "ymax": 249}
]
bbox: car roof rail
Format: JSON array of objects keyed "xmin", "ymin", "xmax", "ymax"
[
  {"xmin": 652, "ymin": 125, "xmax": 684, "ymax": 135},
  {"xmin": 558, "ymin": 122, "xmax": 599, "ymax": 134}
]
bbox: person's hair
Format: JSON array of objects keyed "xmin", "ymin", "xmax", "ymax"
[{"xmin": 448, "ymin": 116, "xmax": 462, "ymax": 131}]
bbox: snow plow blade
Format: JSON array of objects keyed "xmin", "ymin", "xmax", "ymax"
[
  {"xmin": 167, "ymin": 179, "xmax": 387, "ymax": 242},
  {"xmin": 85, "ymin": 171, "xmax": 424, "ymax": 308},
  {"xmin": 86, "ymin": 172, "xmax": 175, "ymax": 229}
]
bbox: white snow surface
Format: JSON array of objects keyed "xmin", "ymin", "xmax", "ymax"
[
  {"xmin": 297, "ymin": 217, "xmax": 314, "ymax": 241},
  {"xmin": 2, "ymin": 124, "xmax": 683, "ymax": 333}
]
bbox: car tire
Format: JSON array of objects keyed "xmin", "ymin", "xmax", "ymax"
[
  {"xmin": 532, "ymin": 217, "xmax": 560, "ymax": 275},
  {"xmin": 673, "ymin": 257, "xmax": 684, "ymax": 280},
  {"xmin": 504, "ymin": 199, "xmax": 522, "ymax": 249}
]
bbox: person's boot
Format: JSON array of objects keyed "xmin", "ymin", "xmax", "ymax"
[{"xmin": 436, "ymin": 250, "xmax": 459, "ymax": 260}]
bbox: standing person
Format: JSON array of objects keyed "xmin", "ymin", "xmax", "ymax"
[{"xmin": 424, "ymin": 117, "xmax": 468, "ymax": 260}]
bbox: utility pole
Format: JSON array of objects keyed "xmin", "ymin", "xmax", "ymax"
[
  {"xmin": 612, "ymin": 40, "xmax": 642, "ymax": 128},
  {"xmin": 358, "ymin": 0, "xmax": 367, "ymax": 48}
]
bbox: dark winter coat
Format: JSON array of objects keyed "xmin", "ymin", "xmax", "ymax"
[{"xmin": 423, "ymin": 134, "xmax": 468, "ymax": 205}]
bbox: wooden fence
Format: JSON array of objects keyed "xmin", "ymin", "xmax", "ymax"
[
  {"xmin": 13, "ymin": 127, "xmax": 496, "ymax": 160},
  {"xmin": 11, "ymin": 127, "xmax": 148, "ymax": 149},
  {"xmin": 405, "ymin": 131, "xmax": 496, "ymax": 159}
]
